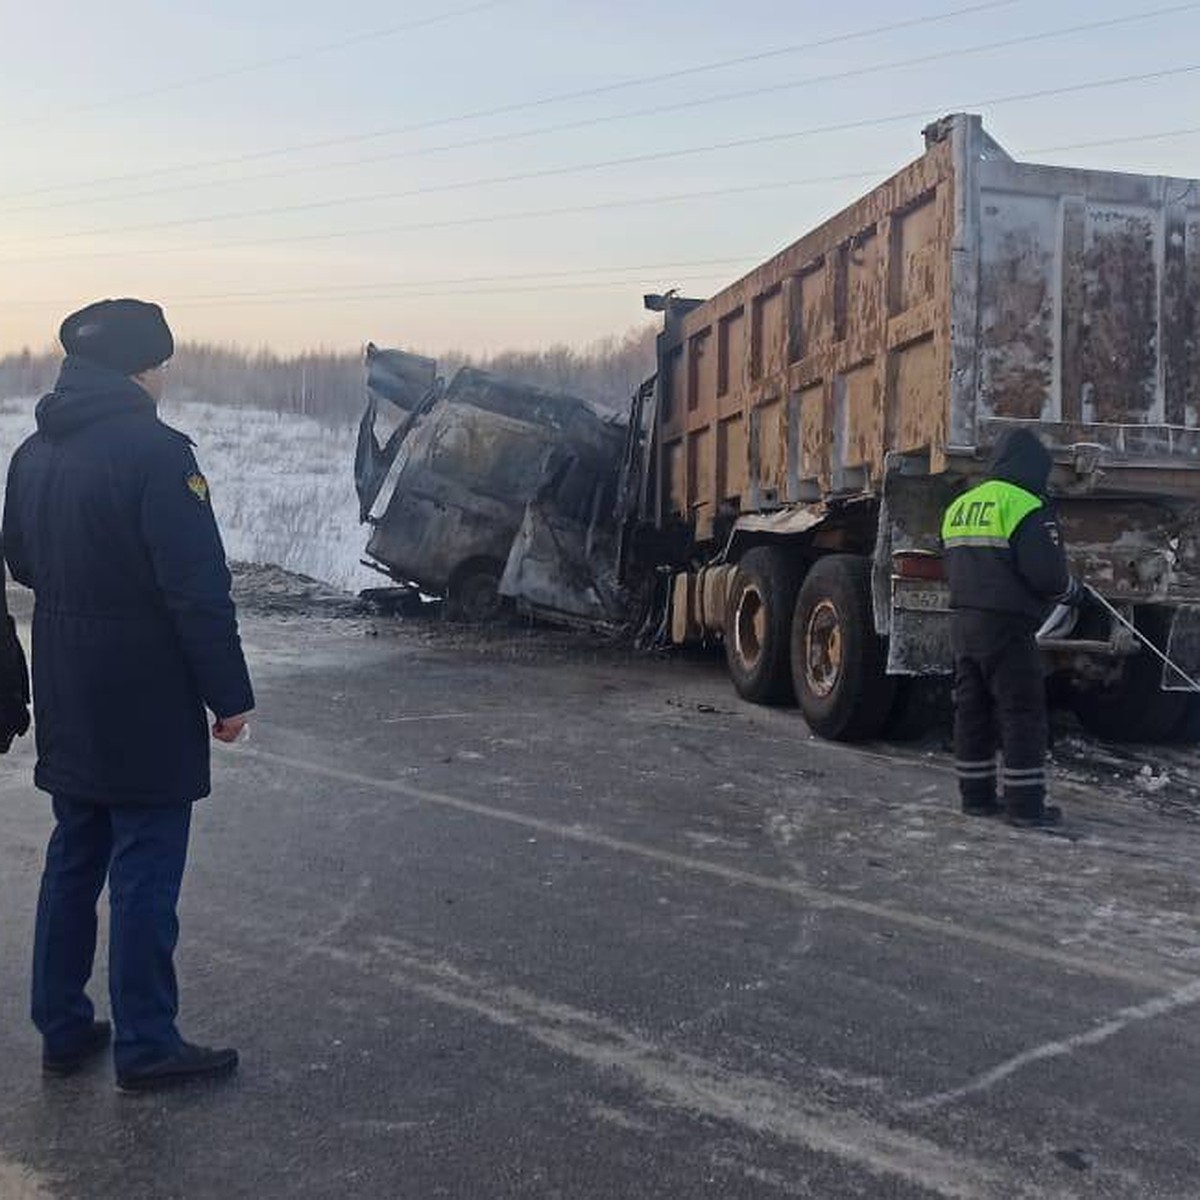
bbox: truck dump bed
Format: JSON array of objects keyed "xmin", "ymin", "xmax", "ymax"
[{"xmin": 650, "ymin": 113, "xmax": 1200, "ymax": 543}]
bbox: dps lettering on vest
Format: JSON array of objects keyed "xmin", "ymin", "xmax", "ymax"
[{"xmin": 941, "ymin": 479, "xmax": 1043, "ymax": 551}]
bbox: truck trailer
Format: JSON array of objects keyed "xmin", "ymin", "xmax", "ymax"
[{"xmin": 625, "ymin": 113, "xmax": 1200, "ymax": 742}]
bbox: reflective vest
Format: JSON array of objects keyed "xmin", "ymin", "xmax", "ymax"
[{"xmin": 941, "ymin": 480, "xmax": 1042, "ymax": 550}]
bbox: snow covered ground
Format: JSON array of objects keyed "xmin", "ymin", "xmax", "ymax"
[{"xmin": 0, "ymin": 395, "xmax": 375, "ymax": 593}]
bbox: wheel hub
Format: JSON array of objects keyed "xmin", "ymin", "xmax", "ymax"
[
  {"xmin": 805, "ymin": 599, "xmax": 843, "ymax": 698},
  {"xmin": 734, "ymin": 585, "xmax": 766, "ymax": 667}
]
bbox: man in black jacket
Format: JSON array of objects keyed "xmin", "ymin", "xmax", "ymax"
[
  {"xmin": 3, "ymin": 299, "xmax": 255, "ymax": 1091},
  {"xmin": 941, "ymin": 427, "xmax": 1078, "ymax": 828}
]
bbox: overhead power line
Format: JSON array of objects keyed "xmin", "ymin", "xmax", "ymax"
[
  {"xmin": 169, "ymin": 272, "xmax": 737, "ymax": 309},
  {"xmin": 15, "ymin": 120, "xmax": 1200, "ymax": 310},
  {"xmin": 4, "ymin": 259, "xmax": 762, "ymax": 312},
  {"xmin": 5, "ymin": 60, "xmax": 1199, "ymax": 250},
  {"xmin": 0, "ymin": 170, "xmax": 888, "ymax": 264},
  {"xmin": 0, "ymin": 0, "xmax": 517, "ymax": 133},
  {"xmin": 7, "ymin": 112, "xmax": 1200, "ymax": 311},
  {"xmin": 2, "ymin": 124, "xmax": 1198, "ymax": 329},
  {"xmin": 2, "ymin": 120, "xmax": 1197, "ymax": 272},
  {"xmin": 1029, "ymin": 126, "xmax": 1200, "ymax": 155},
  {"xmin": 0, "ymin": 0, "xmax": 1025, "ymax": 202},
  {"xmin": 2, "ymin": 3, "xmax": 1191, "ymax": 219}
]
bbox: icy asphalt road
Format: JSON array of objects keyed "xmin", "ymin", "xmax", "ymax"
[{"xmin": 1, "ymin": 597, "xmax": 1199, "ymax": 1199}]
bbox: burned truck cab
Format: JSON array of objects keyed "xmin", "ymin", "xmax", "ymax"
[{"xmin": 355, "ymin": 344, "xmax": 629, "ymax": 623}]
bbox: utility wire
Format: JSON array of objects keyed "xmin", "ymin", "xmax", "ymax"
[
  {"xmin": 0, "ymin": 273, "xmax": 746, "ymax": 317},
  {"xmin": 2, "ymin": 119, "xmax": 1198, "ymax": 270},
  {"xmin": 5, "ymin": 59, "xmax": 1198, "ymax": 249},
  {"xmin": 3, "ymin": 123, "xmax": 1199, "ymax": 328},
  {"xmin": 11, "ymin": 95, "xmax": 1200, "ymax": 321},
  {"xmin": 169, "ymin": 272, "xmax": 739, "ymax": 310},
  {"xmin": 1022, "ymin": 126, "xmax": 1200, "ymax": 156},
  {"xmin": 0, "ymin": 0, "xmax": 517, "ymax": 133},
  {"xmin": 2, "ymin": 3, "xmax": 1190, "ymax": 219},
  {"xmin": 0, "ymin": 170, "xmax": 888, "ymax": 264},
  {"xmin": 0, "ymin": 257, "xmax": 758, "ymax": 309},
  {"xmin": 0, "ymin": 0, "xmax": 1025, "ymax": 202}
]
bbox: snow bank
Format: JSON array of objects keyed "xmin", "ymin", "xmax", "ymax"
[{"xmin": 0, "ymin": 395, "xmax": 374, "ymax": 593}]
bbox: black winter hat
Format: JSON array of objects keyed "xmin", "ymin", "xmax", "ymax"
[{"xmin": 59, "ymin": 298, "xmax": 174, "ymax": 375}]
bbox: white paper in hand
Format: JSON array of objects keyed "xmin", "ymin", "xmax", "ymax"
[{"xmin": 1036, "ymin": 603, "xmax": 1078, "ymax": 643}]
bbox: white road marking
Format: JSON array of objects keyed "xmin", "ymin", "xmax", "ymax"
[
  {"xmin": 241, "ymin": 745, "xmax": 1190, "ymax": 991},
  {"xmin": 381, "ymin": 712, "xmax": 473, "ymax": 724},
  {"xmin": 904, "ymin": 977, "xmax": 1200, "ymax": 1114},
  {"xmin": 321, "ymin": 936, "xmax": 1051, "ymax": 1200}
]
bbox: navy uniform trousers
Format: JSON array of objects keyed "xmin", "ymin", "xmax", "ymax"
[
  {"xmin": 32, "ymin": 796, "xmax": 192, "ymax": 1075},
  {"xmin": 952, "ymin": 610, "xmax": 1048, "ymax": 817}
]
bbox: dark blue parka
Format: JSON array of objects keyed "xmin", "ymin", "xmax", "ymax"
[{"xmin": 2, "ymin": 357, "xmax": 254, "ymax": 805}]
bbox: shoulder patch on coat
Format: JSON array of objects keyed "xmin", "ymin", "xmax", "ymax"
[{"xmin": 185, "ymin": 472, "xmax": 209, "ymax": 502}]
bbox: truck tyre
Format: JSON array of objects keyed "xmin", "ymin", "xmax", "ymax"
[
  {"xmin": 1071, "ymin": 607, "xmax": 1187, "ymax": 742},
  {"xmin": 446, "ymin": 558, "xmax": 509, "ymax": 623},
  {"xmin": 791, "ymin": 554, "xmax": 896, "ymax": 741},
  {"xmin": 724, "ymin": 546, "xmax": 801, "ymax": 705}
]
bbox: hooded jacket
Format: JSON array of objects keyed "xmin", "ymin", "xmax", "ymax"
[
  {"xmin": 2, "ymin": 356, "xmax": 254, "ymax": 804},
  {"xmin": 941, "ymin": 428, "xmax": 1071, "ymax": 625}
]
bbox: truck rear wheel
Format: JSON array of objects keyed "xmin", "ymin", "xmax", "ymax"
[
  {"xmin": 1071, "ymin": 607, "xmax": 1188, "ymax": 742},
  {"xmin": 724, "ymin": 546, "xmax": 801, "ymax": 705},
  {"xmin": 791, "ymin": 554, "xmax": 896, "ymax": 741}
]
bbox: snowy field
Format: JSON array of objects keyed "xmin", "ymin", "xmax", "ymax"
[{"xmin": 0, "ymin": 395, "xmax": 375, "ymax": 593}]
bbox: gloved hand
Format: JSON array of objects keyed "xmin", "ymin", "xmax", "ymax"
[
  {"xmin": 1058, "ymin": 576, "xmax": 1086, "ymax": 607},
  {"xmin": 0, "ymin": 614, "xmax": 30, "ymax": 753}
]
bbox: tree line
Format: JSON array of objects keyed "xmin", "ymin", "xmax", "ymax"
[{"xmin": 0, "ymin": 326, "xmax": 657, "ymax": 423}]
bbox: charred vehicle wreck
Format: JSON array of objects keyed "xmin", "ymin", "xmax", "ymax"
[
  {"xmin": 355, "ymin": 114, "xmax": 1200, "ymax": 746},
  {"xmin": 354, "ymin": 344, "xmax": 634, "ymax": 626}
]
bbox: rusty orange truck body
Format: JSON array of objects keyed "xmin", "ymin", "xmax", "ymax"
[{"xmin": 634, "ymin": 113, "xmax": 1200, "ymax": 741}]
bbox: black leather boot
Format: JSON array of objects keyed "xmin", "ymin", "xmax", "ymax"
[
  {"xmin": 1005, "ymin": 804, "xmax": 1063, "ymax": 829},
  {"xmin": 43, "ymin": 1019, "xmax": 112, "ymax": 1077},
  {"xmin": 117, "ymin": 1042, "xmax": 239, "ymax": 1093}
]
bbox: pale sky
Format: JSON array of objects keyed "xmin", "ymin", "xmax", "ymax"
[{"xmin": 1, "ymin": 0, "xmax": 1197, "ymax": 356}]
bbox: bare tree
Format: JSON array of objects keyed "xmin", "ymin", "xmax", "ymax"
[{"xmin": 0, "ymin": 324, "xmax": 659, "ymax": 423}]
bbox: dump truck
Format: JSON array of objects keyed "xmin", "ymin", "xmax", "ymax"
[
  {"xmin": 355, "ymin": 343, "xmax": 631, "ymax": 624},
  {"xmin": 622, "ymin": 112, "xmax": 1200, "ymax": 742},
  {"xmin": 355, "ymin": 113, "xmax": 1200, "ymax": 742}
]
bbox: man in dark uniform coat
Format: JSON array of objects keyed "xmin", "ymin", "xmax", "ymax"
[
  {"xmin": 941, "ymin": 427, "xmax": 1079, "ymax": 828},
  {"xmin": 3, "ymin": 299, "xmax": 255, "ymax": 1091}
]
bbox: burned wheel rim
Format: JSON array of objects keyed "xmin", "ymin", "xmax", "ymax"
[
  {"xmin": 804, "ymin": 599, "xmax": 843, "ymax": 698},
  {"xmin": 733, "ymin": 584, "xmax": 767, "ymax": 670},
  {"xmin": 791, "ymin": 555, "xmax": 896, "ymax": 741}
]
